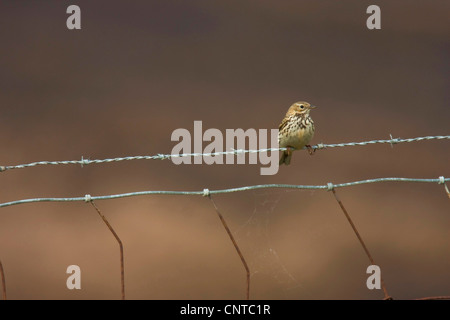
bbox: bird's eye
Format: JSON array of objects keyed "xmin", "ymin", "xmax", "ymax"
[{"xmin": 299, "ymin": 105, "xmax": 304, "ymax": 109}]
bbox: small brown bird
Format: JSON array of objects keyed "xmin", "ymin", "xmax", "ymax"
[{"xmin": 278, "ymin": 101, "xmax": 316, "ymax": 165}]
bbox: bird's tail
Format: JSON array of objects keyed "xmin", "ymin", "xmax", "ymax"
[{"xmin": 279, "ymin": 150, "xmax": 291, "ymax": 165}]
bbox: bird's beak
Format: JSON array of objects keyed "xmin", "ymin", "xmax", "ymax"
[{"xmin": 310, "ymin": 105, "xmax": 317, "ymax": 109}]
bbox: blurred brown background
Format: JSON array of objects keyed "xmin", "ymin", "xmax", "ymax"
[{"xmin": 0, "ymin": 1, "xmax": 449, "ymax": 300}]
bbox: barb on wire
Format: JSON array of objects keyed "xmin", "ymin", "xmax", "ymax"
[
  {"xmin": 0, "ymin": 177, "xmax": 448, "ymax": 209},
  {"xmin": 0, "ymin": 135, "xmax": 448, "ymax": 172}
]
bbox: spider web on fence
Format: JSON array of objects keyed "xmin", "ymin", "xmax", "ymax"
[{"xmin": 235, "ymin": 190, "xmax": 303, "ymax": 292}]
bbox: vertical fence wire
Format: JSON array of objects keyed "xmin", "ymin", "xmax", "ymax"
[
  {"xmin": 88, "ymin": 199, "xmax": 125, "ymax": 300},
  {"xmin": 330, "ymin": 187, "xmax": 391, "ymax": 300},
  {"xmin": 207, "ymin": 193, "xmax": 250, "ymax": 300},
  {"xmin": 0, "ymin": 260, "xmax": 6, "ymax": 300}
]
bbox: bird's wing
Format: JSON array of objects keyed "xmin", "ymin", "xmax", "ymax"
[{"xmin": 279, "ymin": 116, "xmax": 289, "ymax": 131}]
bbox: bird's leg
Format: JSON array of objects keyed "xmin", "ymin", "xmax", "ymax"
[
  {"xmin": 305, "ymin": 145, "xmax": 315, "ymax": 155},
  {"xmin": 286, "ymin": 146, "xmax": 293, "ymax": 158}
]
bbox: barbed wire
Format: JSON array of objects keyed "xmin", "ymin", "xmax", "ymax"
[
  {"xmin": 0, "ymin": 135, "xmax": 448, "ymax": 172},
  {"xmin": 0, "ymin": 176, "xmax": 448, "ymax": 209}
]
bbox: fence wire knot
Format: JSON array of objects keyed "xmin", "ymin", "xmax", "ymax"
[
  {"xmin": 202, "ymin": 188, "xmax": 210, "ymax": 197},
  {"xmin": 438, "ymin": 176, "xmax": 450, "ymax": 199},
  {"xmin": 157, "ymin": 154, "xmax": 171, "ymax": 160},
  {"xmin": 327, "ymin": 182, "xmax": 334, "ymax": 191},
  {"xmin": 84, "ymin": 194, "xmax": 92, "ymax": 203},
  {"xmin": 315, "ymin": 143, "xmax": 326, "ymax": 150}
]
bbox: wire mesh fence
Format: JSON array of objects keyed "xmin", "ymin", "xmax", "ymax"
[{"xmin": 0, "ymin": 134, "xmax": 449, "ymax": 300}]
